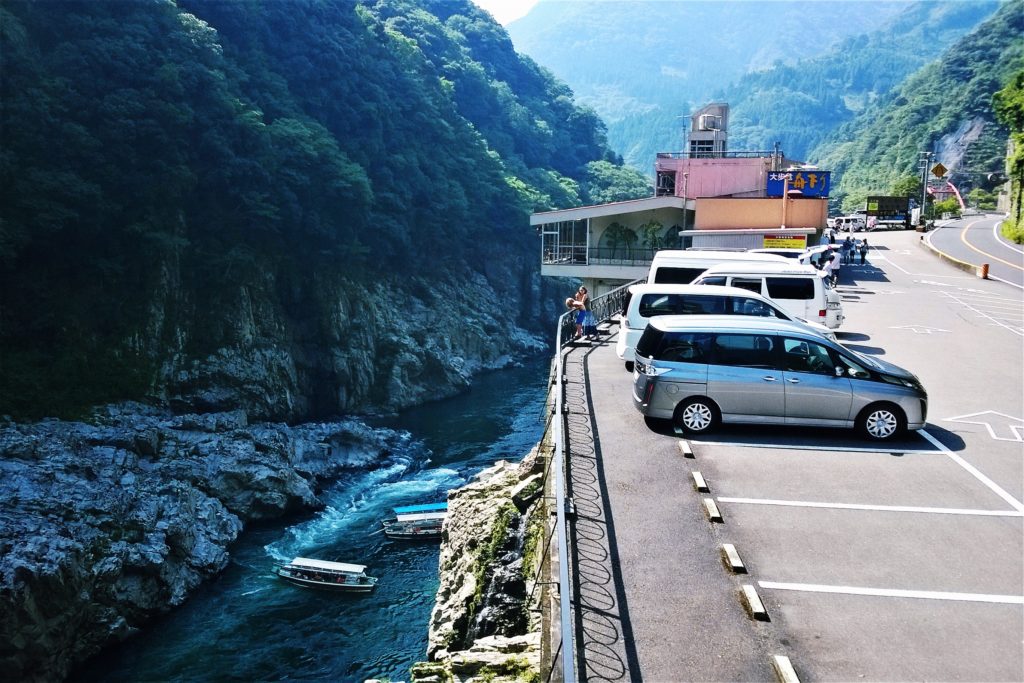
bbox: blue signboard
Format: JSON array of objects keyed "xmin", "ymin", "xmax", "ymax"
[{"xmin": 766, "ymin": 171, "xmax": 831, "ymax": 198}]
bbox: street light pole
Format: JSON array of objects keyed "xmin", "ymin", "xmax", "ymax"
[{"xmin": 919, "ymin": 151, "xmax": 933, "ymax": 223}]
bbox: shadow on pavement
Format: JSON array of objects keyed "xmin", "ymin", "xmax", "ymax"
[
  {"xmin": 643, "ymin": 419, "xmax": 941, "ymax": 452},
  {"xmin": 917, "ymin": 424, "xmax": 968, "ymax": 452}
]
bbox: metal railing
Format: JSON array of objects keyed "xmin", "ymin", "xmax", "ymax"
[
  {"xmin": 544, "ymin": 246, "xmax": 676, "ymax": 268},
  {"xmin": 655, "ymin": 150, "xmax": 779, "ymax": 159},
  {"xmin": 544, "ymin": 278, "xmax": 639, "ymax": 682}
]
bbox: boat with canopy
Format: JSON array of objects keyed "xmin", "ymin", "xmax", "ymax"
[
  {"xmin": 274, "ymin": 557, "xmax": 378, "ymax": 592},
  {"xmin": 382, "ymin": 502, "xmax": 447, "ymax": 540}
]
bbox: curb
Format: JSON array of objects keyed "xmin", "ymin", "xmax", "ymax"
[
  {"xmin": 918, "ymin": 234, "xmax": 981, "ymax": 277},
  {"xmin": 919, "ymin": 223, "xmax": 1022, "ymax": 289}
]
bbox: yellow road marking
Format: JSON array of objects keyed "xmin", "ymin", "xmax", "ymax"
[{"xmin": 959, "ymin": 219, "xmax": 1024, "ymax": 271}]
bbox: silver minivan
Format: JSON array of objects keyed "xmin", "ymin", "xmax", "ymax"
[{"xmin": 632, "ymin": 316, "xmax": 927, "ymax": 441}]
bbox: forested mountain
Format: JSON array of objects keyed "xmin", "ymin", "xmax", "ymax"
[
  {"xmin": 0, "ymin": 0, "xmax": 646, "ymax": 420},
  {"xmin": 508, "ymin": 0, "xmax": 961, "ymax": 170},
  {"xmin": 811, "ymin": 0, "xmax": 1024, "ymax": 211},
  {"xmin": 721, "ymin": 0, "xmax": 1004, "ymax": 162}
]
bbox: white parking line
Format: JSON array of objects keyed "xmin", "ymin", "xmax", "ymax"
[
  {"xmin": 875, "ymin": 255, "xmax": 911, "ymax": 275},
  {"xmin": 941, "ymin": 294, "xmax": 1024, "ymax": 337},
  {"xmin": 688, "ymin": 440, "xmax": 937, "ymax": 455},
  {"xmin": 942, "ymin": 291, "xmax": 1024, "ymax": 304},
  {"xmin": 919, "ymin": 429, "xmax": 1024, "ymax": 513},
  {"xmin": 717, "ymin": 497, "xmax": 1022, "ymax": 517},
  {"xmin": 758, "ymin": 581, "xmax": 1024, "ymax": 605}
]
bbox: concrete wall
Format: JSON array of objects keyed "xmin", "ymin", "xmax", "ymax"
[{"xmin": 694, "ymin": 197, "xmax": 827, "ymax": 230}]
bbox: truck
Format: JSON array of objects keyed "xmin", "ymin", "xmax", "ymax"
[{"xmin": 865, "ymin": 195, "xmax": 912, "ymax": 230}]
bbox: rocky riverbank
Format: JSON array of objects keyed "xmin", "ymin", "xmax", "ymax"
[
  {"xmin": 410, "ymin": 446, "xmax": 547, "ymax": 683},
  {"xmin": 0, "ymin": 403, "xmax": 410, "ymax": 682}
]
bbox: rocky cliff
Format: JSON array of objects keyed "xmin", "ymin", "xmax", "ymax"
[
  {"xmin": 0, "ymin": 404, "xmax": 408, "ymax": 682},
  {"xmin": 410, "ymin": 447, "xmax": 547, "ymax": 683}
]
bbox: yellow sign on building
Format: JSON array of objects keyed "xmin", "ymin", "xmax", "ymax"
[{"xmin": 763, "ymin": 234, "xmax": 807, "ymax": 249}]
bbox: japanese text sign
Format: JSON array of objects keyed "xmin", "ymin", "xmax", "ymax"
[{"xmin": 766, "ymin": 171, "xmax": 831, "ymax": 198}]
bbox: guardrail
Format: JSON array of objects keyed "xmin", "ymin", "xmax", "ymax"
[{"xmin": 544, "ymin": 278, "xmax": 640, "ymax": 682}]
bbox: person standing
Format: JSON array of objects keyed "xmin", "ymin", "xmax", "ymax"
[
  {"xmin": 859, "ymin": 239, "xmax": 869, "ymax": 265},
  {"xmin": 572, "ymin": 286, "xmax": 589, "ymax": 339},
  {"xmin": 841, "ymin": 236, "xmax": 854, "ymax": 265},
  {"xmin": 822, "ymin": 252, "xmax": 839, "ymax": 286}
]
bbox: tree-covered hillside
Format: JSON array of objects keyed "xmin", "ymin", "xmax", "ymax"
[
  {"xmin": 722, "ymin": 0, "xmax": 1003, "ymax": 162},
  {"xmin": 509, "ymin": 0, "xmax": 926, "ymax": 170},
  {"xmin": 0, "ymin": 0, "xmax": 646, "ymax": 419},
  {"xmin": 810, "ymin": 0, "xmax": 1024, "ymax": 212}
]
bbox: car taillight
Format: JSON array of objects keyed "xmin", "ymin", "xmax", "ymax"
[
  {"xmin": 819, "ymin": 309, "xmax": 826, "ymax": 318},
  {"xmin": 644, "ymin": 381, "xmax": 656, "ymax": 404}
]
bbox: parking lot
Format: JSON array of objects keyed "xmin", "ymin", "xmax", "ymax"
[{"xmin": 568, "ymin": 229, "xmax": 1023, "ymax": 682}]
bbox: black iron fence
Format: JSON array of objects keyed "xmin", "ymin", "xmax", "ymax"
[{"xmin": 542, "ymin": 278, "xmax": 639, "ymax": 682}]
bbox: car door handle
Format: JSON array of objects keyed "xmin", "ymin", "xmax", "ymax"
[
  {"xmin": 787, "ymin": 378, "xmax": 801, "ymax": 383},
  {"xmin": 762, "ymin": 376, "xmax": 777, "ymax": 382}
]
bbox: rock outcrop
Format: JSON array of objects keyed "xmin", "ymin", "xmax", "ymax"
[
  {"xmin": 0, "ymin": 404, "xmax": 406, "ymax": 682},
  {"xmin": 411, "ymin": 447, "xmax": 546, "ymax": 682}
]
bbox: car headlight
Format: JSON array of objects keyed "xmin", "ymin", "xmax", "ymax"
[{"xmin": 881, "ymin": 373, "xmax": 925, "ymax": 394}]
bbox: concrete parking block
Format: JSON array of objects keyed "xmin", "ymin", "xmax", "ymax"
[
  {"xmin": 742, "ymin": 584, "xmax": 769, "ymax": 621},
  {"xmin": 722, "ymin": 543, "xmax": 746, "ymax": 573},
  {"xmin": 771, "ymin": 655, "xmax": 800, "ymax": 683},
  {"xmin": 704, "ymin": 497, "xmax": 723, "ymax": 522}
]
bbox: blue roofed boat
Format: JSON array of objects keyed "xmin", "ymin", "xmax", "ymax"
[{"xmin": 382, "ymin": 502, "xmax": 447, "ymax": 540}]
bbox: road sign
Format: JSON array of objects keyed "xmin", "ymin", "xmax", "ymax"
[{"xmin": 931, "ymin": 162, "xmax": 947, "ymax": 178}]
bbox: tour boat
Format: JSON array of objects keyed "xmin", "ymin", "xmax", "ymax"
[
  {"xmin": 274, "ymin": 557, "xmax": 378, "ymax": 592},
  {"xmin": 382, "ymin": 502, "xmax": 447, "ymax": 540}
]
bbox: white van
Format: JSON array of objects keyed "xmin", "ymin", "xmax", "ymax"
[
  {"xmin": 617, "ymin": 284, "xmax": 836, "ymax": 371},
  {"xmin": 834, "ymin": 215, "xmax": 866, "ymax": 232},
  {"xmin": 692, "ymin": 262, "xmax": 844, "ymax": 329},
  {"xmin": 647, "ymin": 250, "xmax": 788, "ymax": 285}
]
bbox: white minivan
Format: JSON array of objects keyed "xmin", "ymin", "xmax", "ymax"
[
  {"xmin": 647, "ymin": 250, "xmax": 788, "ymax": 285},
  {"xmin": 692, "ymin": 262, "xmax": 844, "ymax": 329},
  {"xmin": 616, "ymin": 284, "xmax": 836, "ymax": 371}
]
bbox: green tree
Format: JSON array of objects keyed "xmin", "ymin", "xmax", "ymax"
[
  {"xmin": 993, "ymin": 68, "xmax": 1024, "ymax": 241},
  {"xmin": 891, "ymin": 175, "xmax": 921, "ymax": 198}
]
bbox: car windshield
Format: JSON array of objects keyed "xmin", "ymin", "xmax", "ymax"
[{"xmin": 839, "ymin": 343, "xmax": 883, "ymax": 370}]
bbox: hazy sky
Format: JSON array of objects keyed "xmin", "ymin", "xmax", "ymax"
[{"xmin": 472, "ymin": 0, "xmax": 540, "ymax": 25}]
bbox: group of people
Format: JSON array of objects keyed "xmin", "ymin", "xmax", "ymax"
[
  {"xmin": 818, "ymin": 234, "xmax": 869, "ymax": 285},
  {"xmin": 838, "ymin": 235, "xmax": 869, "ymax": 265},
  {"xmin": 566, "ymin": 285, "xmax": 596, "ymax": 340}
]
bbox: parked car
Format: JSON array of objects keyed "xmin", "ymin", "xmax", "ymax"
[
  {"xmin": 834, "ymin": 215, "xmax": 866, "ymax": 232},
  {"xmin": 798, "ymin": 244, "xmax": 841, "ymax": 269},
  {"xmin": 691, "ymin": 261, "xmax": 844, "ymax": 329},
  {"xmin": 748, "ymin": 247, "xmax": 806, "ymax": 259},
  {"xmin": 646, "ymin": 250, "xmax": 788, "ymax": 285},
  {"xmin": 632, "ymin": 316, "xmax": 927, "ymax": 441},
  {"xmin": 616, "ymin": 284, "xmax": 835, "ymax": 371}
]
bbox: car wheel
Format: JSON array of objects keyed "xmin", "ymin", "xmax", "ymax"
[
  {"xmin": 856, "ymin": 403, "xmax": 905, "ymax": 441},
  {"xmin": 674, "ymin": 397, "xmax": 719, "ymax": 435},
  {"xmin": 625, "ymin": 361, "xmax": 634, "ymax": 373}
]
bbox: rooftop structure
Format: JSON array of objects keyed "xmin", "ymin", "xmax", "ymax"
[{"xmin": 532, "ymin": 104, "xmax": 830, "ymax": 294}]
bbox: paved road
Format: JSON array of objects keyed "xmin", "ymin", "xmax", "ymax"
[
  {"xmin": 925, "ymin": 214, "xmax": 1024, "ymax": 288},
  {"xmin": 567, "ymin": 230, "xmax": 1023, "ymax": 681}
]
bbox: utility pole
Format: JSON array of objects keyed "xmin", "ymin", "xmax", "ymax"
[{"xmin": 918, "ymin": 151, "xmax": 934, "ymax": 223}]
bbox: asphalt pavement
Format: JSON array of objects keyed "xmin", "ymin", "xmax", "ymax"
[
  {"xmin": 924, "ymin": 213, "xmax": 1024, "ymax": 288},
  {"xmin": 564, "ymin": 230, "xmax": 1023, "ymax": 681}
]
